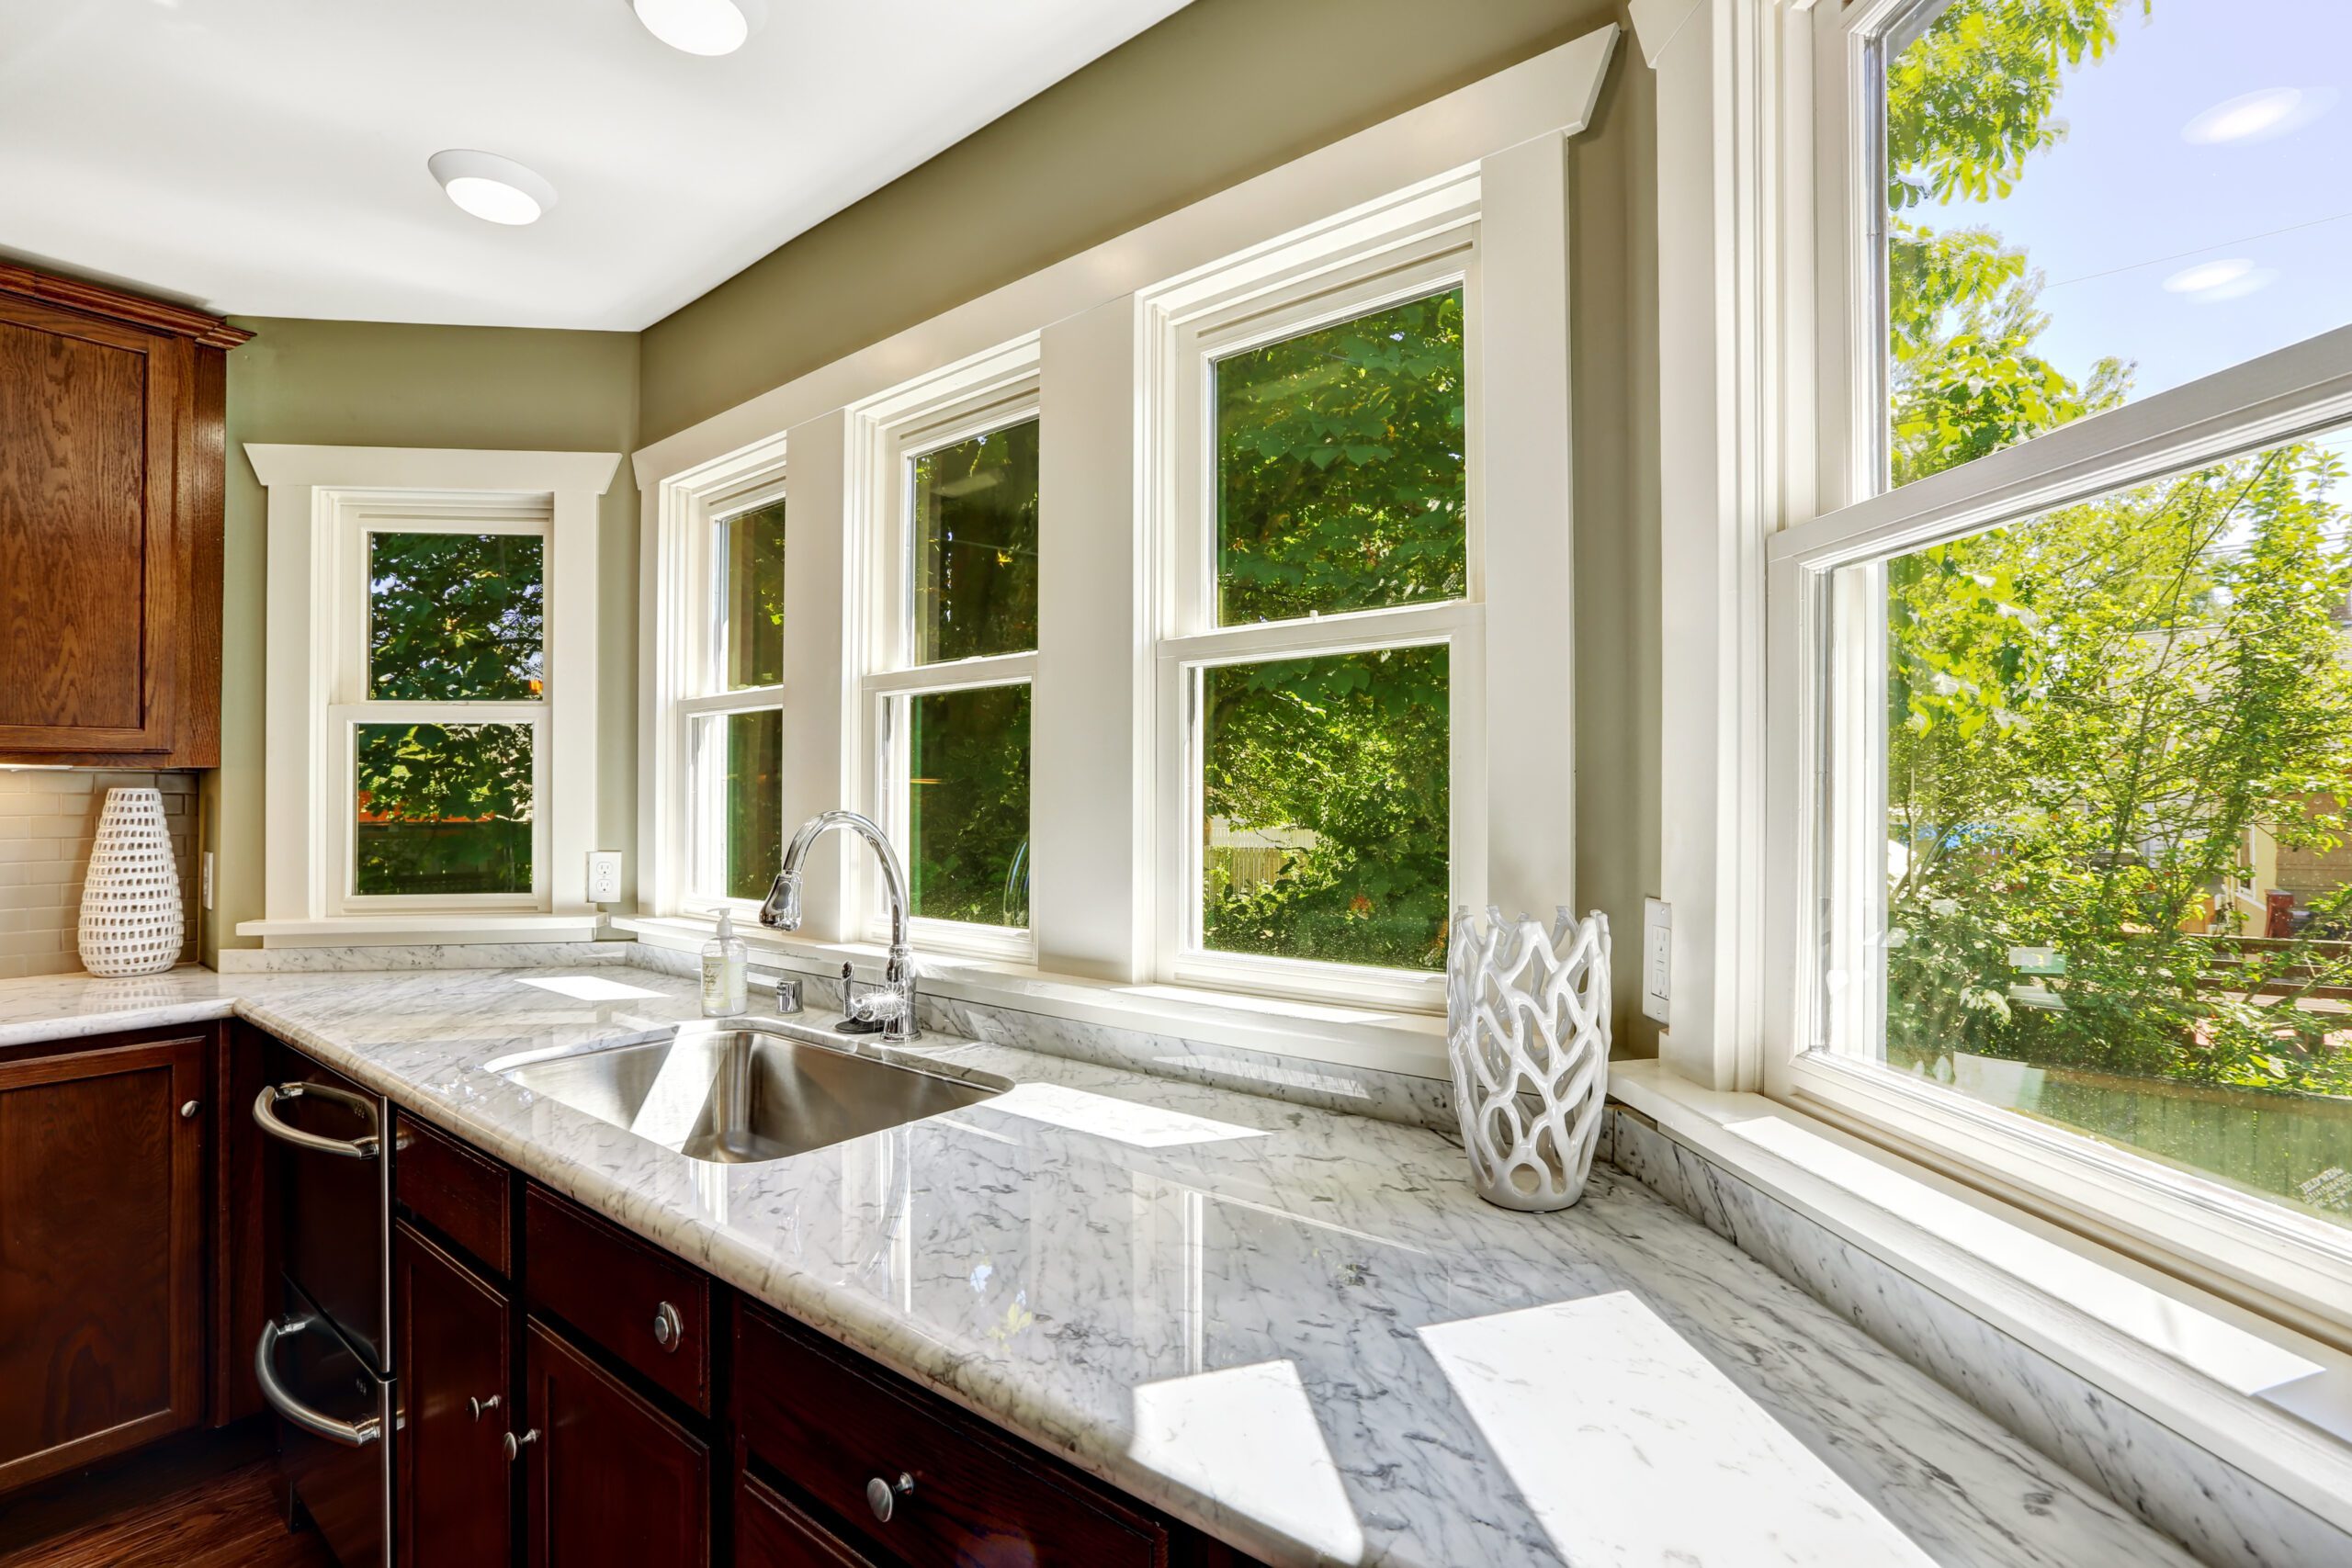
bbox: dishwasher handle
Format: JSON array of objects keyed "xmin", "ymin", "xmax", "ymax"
[
  {"xmin": 255, "ymin": 1314, "xmax": 383, "ymax": 1449},
  {"xmin": 253, "ymin": 1080, "xmax": 383, "ymax": 1159}
]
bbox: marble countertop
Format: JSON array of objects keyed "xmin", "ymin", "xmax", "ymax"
[{"xmin": 0, "ymin": 964, "xmax": 2196, "ymax": 1568}]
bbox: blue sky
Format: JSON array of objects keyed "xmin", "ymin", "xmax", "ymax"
[{"xmin": 1914, "ymin": 0, "xmax": 2352, "ymax": 405}]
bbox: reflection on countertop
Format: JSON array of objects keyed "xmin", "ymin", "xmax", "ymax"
[{"xmin": 0, "ymin": 963, "xmax": 2193, "ymax": 1567}]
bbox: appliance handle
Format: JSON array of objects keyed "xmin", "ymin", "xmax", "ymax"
[
  {"xmin": 253, "ymin": 1081, "xmax": 382, "ymax": 1158},
  {"xmin": 255, "ymin": 1314, "xmax": 383, "ymax": 1449}
]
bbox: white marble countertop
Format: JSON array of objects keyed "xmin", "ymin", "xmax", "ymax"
[{"xmin": 0, "ymin": 964, "xmax": 2197, "ymax": 1567}]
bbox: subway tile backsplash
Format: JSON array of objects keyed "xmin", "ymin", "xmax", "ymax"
[{"xmin": 0, "ymin": 771, "xmax": 199, "ymax": 980}]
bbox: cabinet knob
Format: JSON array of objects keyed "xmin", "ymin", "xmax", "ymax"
[
  {"xmin": 865, "ymin": 1472, "xmax": 913, "ymax": 1524},
  {"xmin": 180, "ymin": 1100, "xmax": 202, "ymax": 1120},
  {"xmin": 650, "ymin": 1301, "xmax": 683, "ymax": 1352},
  {"xmin": 468, "ymin": 1394, "xmax": 502, "ymax": 1421},
  {"xmin": 502, "ymin": 1428, "xmax": 538, "ymax": 1462}
]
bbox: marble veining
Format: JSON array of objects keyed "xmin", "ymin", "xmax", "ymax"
[
  {"xmin": 0, "ymin": 964, "xmax": 2199, "ymax": 1567},
  {"xmin": 1604, "ymin": 1109, "xmax": 2350, "ymax": 1568}
]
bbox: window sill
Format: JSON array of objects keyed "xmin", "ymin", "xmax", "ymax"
[
  {"xmin": 614, "ymin": 914, "xmax": 1451, "ymax": 1079},
  {"xmin": 1609, "ymin": 1057, "xmax": 2352, "ymax": 1537},
  {"xmin": 233, "ymin": 914, "xmax": 608, "ymax": 946}
]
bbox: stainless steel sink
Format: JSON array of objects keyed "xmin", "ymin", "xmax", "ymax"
[{"xmin": 489, "ymin": 1018, "xmax": 1008, "ymax": 1165}]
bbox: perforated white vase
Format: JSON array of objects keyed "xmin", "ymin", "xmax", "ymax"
[
  {"xmin": 78, "ymin": 787, "xmax": 185, "ymax": 977},
  {"xmin": 1446, "ymin": 906, "xmax": 1611, "ymax": 1213}
]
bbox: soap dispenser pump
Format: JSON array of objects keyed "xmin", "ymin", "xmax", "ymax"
[{"xmin": 701, "ymin": 910, "xmax": 748, "ymax": 1017}]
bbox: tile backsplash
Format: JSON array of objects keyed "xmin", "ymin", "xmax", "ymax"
[{"xmin": 0, "ymin": 771, "xmax": 199, "ymax": 980}]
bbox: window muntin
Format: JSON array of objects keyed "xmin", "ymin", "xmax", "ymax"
[
  {"xmin": 353, "ymin": 721, "xmax": 534, "ymax": 897},
  {"xmin": 910, "ymin": 418, "xmax": 1039, "ymax": 663},
  {"xmin": 366, "ymin": 532, "xmax": 543, "ymax": 700},
  {"xmin": 1162, "ymin": 260, "xmax": 1477, "ymax": 1005},
  {"xmin": 1215, "ymin": 288, "xmax": 1468, "ymax": 624},
  {"xmin": 1820, "ymin": 422, "xmax": 2352, "ymax": 1235},
  {"xmin": 1878, "ymin": 0, "xmax": 2352, "ymax": 491},
  {"xmin": 1200, "ymin": 646, "xmax": 1450, "ymax": 973},
  {"xmin": 685, "ymin": 491, "xmax": 788, "ymax": 908}
]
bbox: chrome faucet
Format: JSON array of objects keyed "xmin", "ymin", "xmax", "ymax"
[{"xmin": 758, "ymin": 810, "xmax": 921, "ymax": 1043}]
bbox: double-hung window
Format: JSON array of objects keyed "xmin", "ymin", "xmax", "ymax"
[
  {"xmin": 681, "ymin": 491, "xmax": 787, "ymax": 909},
  {"xmin": 1775, "ymin": 0, "xmax": 2352, "ymax": 1328},
  {"xmin": 861, "ymin": 378, "xmax": 1040, "ymax": 958},
  {"xmin": 1156, "ymin": 236, "xmax": 1482, "ymax": 1010},
  {"xmin": 335, "ymin": 498, "xmax": 548, "ymax": 912}
]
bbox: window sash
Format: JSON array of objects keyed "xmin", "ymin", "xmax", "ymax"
[{"xmin": 325, "ymin": 700, "xmax": 549, "ymax": 915}]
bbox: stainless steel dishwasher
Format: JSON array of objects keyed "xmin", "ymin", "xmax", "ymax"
[{"xmin": 251, "ymin": 1038, "xmax": 397, "ymax": 1568}]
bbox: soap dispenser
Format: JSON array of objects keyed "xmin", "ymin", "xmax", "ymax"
[{"xmin": 701, "ymin": 910, "xmax": 748, "ymax": 1017}]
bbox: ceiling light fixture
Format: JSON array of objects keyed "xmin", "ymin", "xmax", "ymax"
[
  {"xmin": 629, "ymin": 0, "xmax": 761, "ymax": 56},
  {"xmin": 427, "ymin": 150, "xmax": 558, "ymax": 226}
]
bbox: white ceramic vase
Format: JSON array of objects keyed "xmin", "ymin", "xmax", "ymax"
[
  {"xmin": 1446, "ymin": 906, "xmax": 1612, "ymax": 1213},
  {"xmin": 78, "ymin": 787, "xmax": 185, "ymax": 977}
]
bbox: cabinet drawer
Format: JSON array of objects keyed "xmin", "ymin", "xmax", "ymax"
[
  {"xmin": 736, "ymin": 1470, "xmax": 877, "ymax": 1568},
  {"xmin": 397, "ymin": 1111, "xmax": 511, "ymax": 1275},
  {"xmin": 524, "ymin": 1185, "xmax": 710, "ymax": 1414},
  {"xmin": 735, "ymin": 1303, "xmax": 1166, "ymax": 1568}
]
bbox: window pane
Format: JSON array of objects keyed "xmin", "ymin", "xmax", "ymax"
[
  {"xmin": 1883, "ymin": 1, "xmax": 2352, "ymax": 488},
  {"xmin": 353, "ymin": 723, "xmax": 532, "ymax": 897},
  {"xmin": 1842, "ymin": 424, "xmax": 2352, "ymax": 1231},
  {"xmin": 705, "ymin": 707, "xmax": 783, "ymax": 902},
  {"xmin": 910, "ymin": 419, "xmax": 1038, "ymax": 663},
  {"xmin": 1200, "ymin": 647, "xmax": 1449, "ymax": 971},
  {"xmin": 1215, "ymin": 288, "xmax": 1467, "ymax": 626},
  {"xmin": 906, "ymin": 684, "xmax": 1030, "ymax": 927},
  {"xmin": 368, "ymin": 532, "xmax": 543, "ymax": 700},
  {"xmin": 721, "ymin": 498, "xmax": 786, "ymax": 690}
]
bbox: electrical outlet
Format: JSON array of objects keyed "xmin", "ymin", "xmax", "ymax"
[
  {"xmin": 586, "ymin": 851, "xmax": 623, "ymax": 904},
  {"xmin": 1641, "ymin": 897, "xmax": 1671, "ymax": 1024},
  {"xmin": 201, "ymin": 852, "xmax": 215, "ymax": 911}
]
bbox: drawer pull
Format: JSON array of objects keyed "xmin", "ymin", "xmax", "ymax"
[
  {"xmin": 651, "ymin": 1300, "xmax": 684, "ymax": 1352},
  {"xmin": 865, "ymin": 1472, "xmax": 913, "ymax": 1524},
  {"xmin": 468, "ymin": 1393, "xmax": 502, "ymax": 1421},
  {"xmin": 503, "ymin": 1427, "xmax": 539, "ymax": 1461},
  {"xmin": 180, "ymin": 1099, "xmax": 202, "ymax": 1120}
]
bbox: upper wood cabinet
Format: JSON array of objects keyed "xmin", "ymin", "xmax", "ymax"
[{"xmin": 0, "ymin": 263, "xmax": 245, "ymax": 765}]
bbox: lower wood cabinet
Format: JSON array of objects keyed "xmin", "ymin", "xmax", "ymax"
[
  {"xmin": 394, "ymin": 1221, "xmax": 513, "ymax": 1568},
  {"xmin": 0, "ymin": 1032, "xmax": 208, "ymax": 1490},
  {"xmin": 526, "ymin": 1317, "xmax": 710, "ymax": 1568},
  {"xmin": 735, "ymin": 1471, "xmax": 878, "ymax": 1568}
]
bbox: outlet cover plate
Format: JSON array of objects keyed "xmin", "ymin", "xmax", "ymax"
[
  {"xmin": 587, "ymin": 852, "xmax": 623, "ymax": 904},
  {"xmin": 1641, "ymin": 897, "xmax": 1670, "ymax": 1024}
]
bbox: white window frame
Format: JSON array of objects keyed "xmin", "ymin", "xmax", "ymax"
[
  {"xmin": 1741, "ymin": 0, "xmax": 2352, "ymax": 1340},
  {"xmin": 1148, "ymin": 226, "xmax": 1487, "ymax": 1012},
  {"xmin": 849, "ymin": 344, "xmax": 1043, "ymax": 964},
  {"xmin": 676, "ymin": 478, "xmax": 790, "ymax": 918},
  {"xmin": 242, "ymin": 444, "xmax": 618, "ymax": 942}
]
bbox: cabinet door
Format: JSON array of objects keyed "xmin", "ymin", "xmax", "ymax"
[
  {"xmin": 395, "ymin": 1223, "xmax": 513, "ymax": 1568},
  {"xmin": 525, "ymin": 1319, "xmax": 707, "ymax": 1568},
  {"xmin": 736, "ymin": 1471, "xmax": 879, "ymax": 1568},
  {"xmin": 0, "ymin": 1034, "xmax": 206, "ymax": 1490},
  {"xmin": 0, "ymin": 294, "xmax": 186, "ymax": 756}
]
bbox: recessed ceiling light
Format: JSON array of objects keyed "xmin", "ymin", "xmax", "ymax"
[
  {"xmin": 2181, "ymin": 86, "xmax": 2333, "ymax": 145},
  {"xmin": 426, "ymin": 150, "xmax": 558, "ymax": 226},
  {"xmin": 630, "ymin": 0, "xmax": 761, "ymax": 56}
]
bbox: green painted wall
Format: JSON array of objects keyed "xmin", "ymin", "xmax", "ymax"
[{"xmin": 203, "ymin": 320, "xmax": 641, "ymax": 960}]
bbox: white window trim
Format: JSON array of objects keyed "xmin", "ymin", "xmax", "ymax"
[
  {"xmin": 675, "ymin": 478, "xmax": 790, "ymax": 919},
  {"xmin": 242, "ymin": 444, "xmax": 618, "ymax": 942},
  {"xmin": 1641, "ymin": 0, "xmax": 2352, "ymax": 1341},
  {"xmin": 1143, "ymin": 221, "xmax": 1487, "ymax": 1011},
  {"xmin": 634, "ymin": 25, "xmax": 1621, "ymax": 1075},
  {"xmin": 848, "ymin": 348, "xmax": 1044, "ymax": 963}
]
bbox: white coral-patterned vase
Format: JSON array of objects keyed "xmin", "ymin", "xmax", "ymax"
[
  {"xmin": 77, "ymin": 787, "xmax": 185, "ymax": 977},
  {"xmin": 1446, "ymin": 906, "xmax": 1612, "ymax": 1212}
]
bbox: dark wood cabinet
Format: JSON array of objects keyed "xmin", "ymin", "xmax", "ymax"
[
  {"xmin": 395, "ymin": 1223, "xmax": 514, "ymax": 1568},
  {"xmin": 735, "ymin": 1471, "xmax": 878, "ymax": 1568},
  {"xmin": 0, "ymin": 1033, "xmax": 209, "ymax": 1490},
  {"xmin": 0, "ymin": 262, "xmax": 244, "ymax": 765},
  {"xmin": 525, "ymin": 1318, "xmax": 709, "ymax": 1568}
]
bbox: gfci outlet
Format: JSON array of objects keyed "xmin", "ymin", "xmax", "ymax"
[
  {"xmin": 586, "ymin": 852, "xmax": 623, "ymax": 904},
  {"xmin": 1641, "ymin": 897, "xmax": 1671, "ymax": 1024}
]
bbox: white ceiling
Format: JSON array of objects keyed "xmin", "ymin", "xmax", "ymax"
[{"xmin": 0, "ymin": 0, "xmax": 1192, "ymax": 330}]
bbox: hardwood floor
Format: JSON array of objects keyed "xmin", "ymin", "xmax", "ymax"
[{"xmin": 0, "ymin": 1429, "xmax": 330, "ymax": 1568}]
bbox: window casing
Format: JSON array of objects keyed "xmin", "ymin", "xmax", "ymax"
[
  {"xmin": 679, "ymin": 487, "xmax": 788, "ymax": 913},
  {"xmin": 1152, "ymin": 230, "xmax": 1487, "ymax": 1012},
  {"xmin": 1768, "ymin": 0, "xmax": 2352, "ymax": 1337}
]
